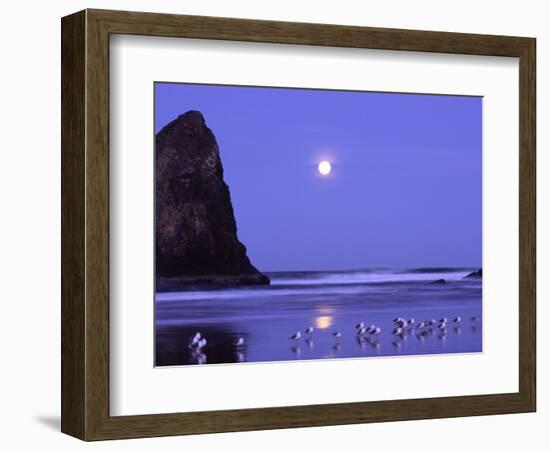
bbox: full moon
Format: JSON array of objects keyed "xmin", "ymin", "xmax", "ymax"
[{"xmin": 318, "ymin": 160, "xmax": 332, "ymax": 176}]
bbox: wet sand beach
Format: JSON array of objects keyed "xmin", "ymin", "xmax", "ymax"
[{"xmin": 155, "ymin": 269, "xmax": 482, "ymax": 366}]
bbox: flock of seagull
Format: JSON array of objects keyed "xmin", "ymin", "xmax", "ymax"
[
  {"xmin": 188, "ymin": 332, "xmax": 246, "ymax": 351},
  {"xmin": 289, "ymin": 315, "xmax": 480, "ymax": 344},
  {"xmin": 187, "ymin": 331, "xmax": 246, "ymax": 364},
  {"xmin": 186, "ymin": 315, "xmax": 481, "ymax": 363}
]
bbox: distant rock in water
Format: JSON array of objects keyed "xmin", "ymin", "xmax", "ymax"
[
  {"xmin": 431, "ymin": 279, "xmax": 447, "ymax": 284},
  {"xmin": 464, "ymin": 269, "xmax": 482, "ymax": 279},
  {"xmin": 155, "ymin": 110, "xmax": 270, "ymax": 289}
]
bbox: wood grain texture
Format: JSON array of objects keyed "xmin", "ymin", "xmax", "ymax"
[
  {"xmin": 61, "ymin": 10, "xmax": 86, "ymax": 439},
  {"xmin": 89, "ymin": 8, "xmax": 532, "ymax": 56},
  {"xmin": 61, "ymin": 8, "xmax": 537, "ymax": 441},
  {"xmin": 518, "ymin": 39, "xmax": 536, "ymax": 410},
  {"xmin": 84, "ymin": 10, "xmax": 111, "ymax": 440}
]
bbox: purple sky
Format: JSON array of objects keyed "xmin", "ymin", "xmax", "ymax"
[{"xmin": 155, "ymin": 83, "xmax": 482, "ymax": 272}]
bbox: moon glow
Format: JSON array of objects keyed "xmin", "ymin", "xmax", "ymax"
[{"xmin": 318, "ymin": 160, "xmax": 332, "ymax": 176}]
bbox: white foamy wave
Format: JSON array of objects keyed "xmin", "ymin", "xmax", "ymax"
[
  {"xmin": 156, "ymin": 269, "xmax": 478, "ymax": 302},
  {"xmin": 269, "ymin": 271, "xmax": 471, "ymax": 286},
  {"xmin": 156, "ymin": 284, "xmax": 377, "ymax": 302}
]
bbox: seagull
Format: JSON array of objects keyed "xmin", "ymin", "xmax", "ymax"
[
  {"xmin": 416, "ymin": 321, "xmax": 426, "ymax": 329},
  {"xmin": 290, "ymin": 331, "xmax": 302, "ymax": 341},
  {"xmin": 394, "ymin": 319, "xmax": 407, "ymax": 328},
  {"xmin": 355, "ymin": 322, "xmax": 365, "ymax": 330},
  {"xmin": 453, "ymin": 316, "xmax": 462, "ymax": 324},
  {"xmin": 233, "ymin": 337, "xmax": 245, "ymax": 346},
  {"xmin": 196, "ymin": 338, "xmax": 207, "ymax": 349},
  {"xmin": 438, "ymin": 322, "xmax": 446, "ymax": 330},
  {"xmin": 305, "ymin": 326, "xmax": 314, "ymax": 335},
  {"xmin": 188, "ymin": 332, "xmax": 202, "ymax": 348},
  {"xmin": 407, "ymin": 318, "xmax": 415, "ymax": 327},
  {"xmin": 393, "ymin": 327, "xmax": 404, "ymax": 336},
  {"xmin": 439, "ymin": 317, "xmax": 448, "ymax": 324},
  {"xmin": 426, "ymin": 319, "xmax": 436, "ymax": 327},
  {"xmin": 332, "ymin": 331, "xmax": 342, "ymax": 338},
  {"xmin": 370, "ymin": 326, "xmax": 382, "ymax": 336},
  {"xmin": 357, "ymin": 326, "xmax": 367, "ymax": 336}
]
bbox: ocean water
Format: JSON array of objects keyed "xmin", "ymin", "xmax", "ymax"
[{"xmin": 155, "ymin": 268, "xmax": 482, "ymax": 366}]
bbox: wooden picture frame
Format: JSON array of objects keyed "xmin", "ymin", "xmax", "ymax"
[{"xmin": 61, "ymin": 8, "xmax": 536, "ymax": 441}]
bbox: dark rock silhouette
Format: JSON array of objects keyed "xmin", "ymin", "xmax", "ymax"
[
  {"xmin": 464, "ymin": 269, "xmax": 482, "ymax": 279},
  {"xmin": 431, "ymin": 279, "xmax": 447, "ymax": 284},
  {"xmin": 155, "ymin": 110, "xmax": 269, "ymax": 289}
]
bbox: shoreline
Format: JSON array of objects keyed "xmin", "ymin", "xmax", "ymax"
[{"xmin": 157, "ymin": 273, "xmax": 270, "ymax": 292}]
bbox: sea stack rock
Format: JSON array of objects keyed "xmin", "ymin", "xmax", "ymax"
[
  {"xmin": 155, "ymin": 110, "xmax": 270, "ymax": 289},
  {"xmin": 464, "ymin": 269, "xmax": 482, "ymax": 279}
]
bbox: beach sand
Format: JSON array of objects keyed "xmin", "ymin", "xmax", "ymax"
[{"xmin": 155, "ymin": 269, "xmax": 482, "ymax": 366}]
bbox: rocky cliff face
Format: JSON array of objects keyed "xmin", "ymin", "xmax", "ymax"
[{"xmin": 155, "ymin": 110, "xmax": 269, "ymax": 289}]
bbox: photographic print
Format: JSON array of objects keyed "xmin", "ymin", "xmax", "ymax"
[{"xmin": 154, "ymin": 83, "xmax": 482, "ymax": 367}]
